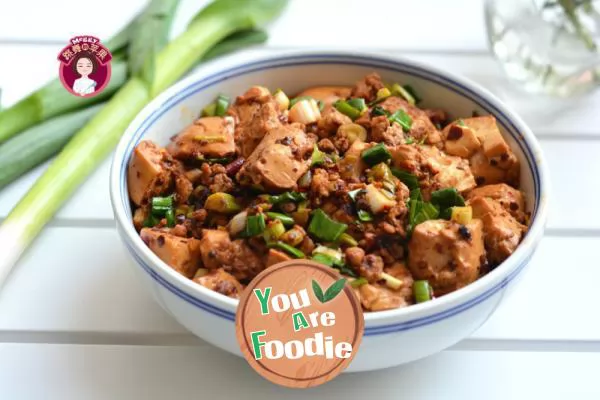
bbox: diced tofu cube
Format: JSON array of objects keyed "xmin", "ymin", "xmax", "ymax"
[
  {"xmin": 408, "ymin": 219, "xmax": 485, "ymax": 295},
  {"xmin": 469, "ymin": 196, "xmax": 527, "ymax": 264},
  {"xmin": 193, "ymin": 268, "xmax": 244, "ymax": 298},
  {"xmin": 467, "ymin": 183, "xmax": 525, "ymax": 221},
  {"xmin": 140, "ymin": 228, "xmax": 202, "ymax": 278},
  {"xmin": 127, "ymin": 141, "xmax": 172, "ymax": 206},
  {"xmin": 461, "ymin": 116, "xmax": 510, "ymax": 158},
  {"xmin": 237, "ymin": 124, "xmax": 315, "ymax": 191},
  {"xmin": 431, "ymin": 154, "xmax": 477, "ymax": 193},
  {"xmin": 469, "ymin": 150, "xmax": 509, "ymax": 185},
  {"xmin": 199, "ymin": 229, "xmax": 265, "ymax": 281},
  {"xmin": 198, "ymin": 229, "xmax": 232, "ymax": 270},
  {"xmin": 167, "ymin": 116, "xmax": 235, "ymax": 160},
  {"xmin": 442, "ymin": 121, "xmax": 481, "ymax": 158}
]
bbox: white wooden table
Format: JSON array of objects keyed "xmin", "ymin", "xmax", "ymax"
[{"xmin": 1, "ymin": 1, "xmax": 599, "ymax": 398}]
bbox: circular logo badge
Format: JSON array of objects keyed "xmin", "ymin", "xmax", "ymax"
[
  {"xmin": 236, "ymin": 260, "xmax": 364, "ymax": 388},
  {"xmin": 57, "ymin": 35, "xmax": 112, "ymax": 98}
]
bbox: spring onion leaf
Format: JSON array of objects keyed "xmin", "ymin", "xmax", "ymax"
[
  {"xmin": 201, "ymin": 103, "xmax": 217, "ymax": 117},
  {"xmin": 151, "ymin": 195, "xmax": 174, "ymax": 216},
  {"xmin": 350, "ymin": 277, "xmax": 368, "ymax": 288},
  {"xmin": 240, "ymin": 213, "xmax": 266, "ymax": 238},
  {"xmin": 312, "ymin": 253, "xmax": 338, "ymax": 267},
  {"xmin": 414, "ymin": 280, "xmax": 432, "ymax": 303},
  {"xmin": 346, "ymin": 98, "xmax": 366, "ymax": 112},
  {"xmin": 129, "ymin": 0, "xmax": 181, "ymax": 88},
  {"xmin": 266, "ymin": 212, "xmax": 294, "ymax": 227},
  {"xmin": 336, "ymin": 264, "xmax": 358, "ymax": 278},
  {"xmin": 391, "ymin": 83, "xmax": 417, "ymax": 105},
  {"xmin": 357, "ymin": 210, "xmax": 373, "ymax": 222},
  {"xmin": 263, "ymin": 219, "xmax": 285, "ymax": 243},
  {"xmin": 456, "ymin": 119, "xmax": 466, "ymax": 127},
  {"xmin": 402, "ymin": 84, "xmax": 422, "ymax": 104},
  {"xmin": 214, "ymin": 94, "xmax": 230, "ymax": 116},
  {"xmin": 275, "ymin": 241, "xmax": 305, "ymax": 258},
  {"xmin": 371, "ymin": 105, "xmax": 388, "ymax": 117},
  {"xmin": 389, "ymin": 109, "xmax": 412, "ymax": 132},
  {"xmin": 201, "ymin": 29, "xmax": 268, "ymax": 62},
  {"xmin": 361, "ymin": 143, "xmax": 391, "ymax": 166},
  {"xmin": 165, "ymin": 209, "xmax": 176, "ymax": 227},
  {"xmin": 334, "ymin": 100, "xmax": 362, "ymax": 120},
  {"xmin": 430, "ymin": 188, "xmax": 466, "ymax": 209},
  {"xmin": 308, "ymin": 209, "xmax": 348, "ymax": 242},
  {"xmin": 143, "ymin": 214, "xmax": 159, "ymax": 228},
  {"xmin": 0, "ymin": 0, "xmax": 291, "ymax": 287},
  {"xmin": 339, "ymin": 232, "xmax": 358, "ymax": 246},
  {"xmin": 289, "ymin": 96, "xmax": 313, "ymax": 108},
  {"xmin": 269, "ymin": 191, "xmax": 307, "ymax": 205},
  {"xmin": 391, "ymin": 168, "xmax": 419, "ymax": 190},
  {"xmin": 348, "ymin": 189, "xmax": 363, "ymax": 202},
  {"xmin": 311, "ymin": 144, "xmax": 327, "ymax": 166}
]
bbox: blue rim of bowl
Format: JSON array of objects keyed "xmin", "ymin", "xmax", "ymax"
[{"xmin": 117, "ymin": 53, "xmax": 542, "ymax": 336}]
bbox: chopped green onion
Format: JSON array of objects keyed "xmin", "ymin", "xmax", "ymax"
[
  {"xmin": 336, "ymin": 264, "xmax": 358, "ymax": 278},
  {"xmin": 311, "ymin": 253, "xmax": 337, "ymax": 267},
  {"xmin": 151, "ymin": 195, "xmax": 173, "ymax": 216},
  {"xmin": 414, "ymin": 280, "xmax": 432, "ymax": 303},
  {"xmin": 214, "ymin": 94, "xmax": 230, "ymax": 116},
  {"xmin": 456, "ymin": 119, "xmax": 466, "ymax": 127},
  {"xmin": 368, "ymin": 162, "xmax": 394, "ymax": 182},
  {"xmin": 391, "ymin": 168, "xmax": 419, "ymax": 190},
  {"xmin": 165, "ymin": 209, "xmax": 175, "ymax": 227},
  {"xmin": 405, "ymin": 137, "xmax": 414, "ymax": 144},
  {"xmin": 361, "ymin": 143, "xmax": 391, "ymax": 166},
  {"xmin": 391, "ymin": 83, "xmax": 416, "ymax": 105},
  {"xmin": 334, "ymin": 100, "xmax": 362, "ymax": 120},
  {"xmin": 143, "ymin": 214, "xmax": 159, "ymax": 228},
  {"xmin": 348, "ymin": 188, "xmax": 363, "ymax": 202},
  {"xmin": 380, "ymin": 271, "xmax": 403, "ymax": 290},
  {"xmin": 240, "ymin": 214, "xmax": 266, "ymax": 238},
  {"xmin": 263, "ymin": 219, "xmax": 285, "ymax": 243},
  {"xmin": 198, "ymin": 156, "xmax": 232, "ymax": 164},
  {"xmin": 204, "ymin": 192, "xmax": 241, "ymax": 214},
  {"xmin": 275, "ymin": 241, "xmax": 305, "ymax": 258},
  {"xmin": 339, "ymin": 232, "xmax": 358, "ymax": 246},
  {"xmin": 289, "ymin": 95, "xmax": 313, "ymax": 109},
  {"xmin": 266, "ymin": 212, "xmax": 294, "ymax": 227},
  {"xmin": 308, "ymin": 208, "xmax": 348, "ymax": 242},
  {"xmin": 388, "ymin": 109, "xmax": 412, "ymax": 132},
  {"xmin": 402, "ymin": 84, "xmax": 422, "ymax": 104},
  {"xmin": 298, "ymin": 170, "xmax": 312, "ymax": 188},
  {"xmin": 311, "ymin": 144, "xmax": 327, "ymax": 166},
  {"xmin": 430, "ymin": 188, "xmax": 466, "ymax": 210},
  {"xmin": 413, "ymin": 202, "xmax": 439, "ymax": 225},
  {"xmin": 201, "ymin": 103, "xmax": 216, "ymax": 117},
  {"xmin": 357, "ymin": 209, "xmax": 373, "ymax": 222},
  {"xmin": 350, "ymin": 277, "xmax": 368, "ymax": 288},
  {"xmin": 371, "ymin": 105, "xmax": 388, "ymax": 117},
  {"xmin": 346, "ymin": 98, "xmax": 366, "ymax": 112},
  {"xmin": 269, "ymin": 191, "xmax": 307, "ymax": 205}
]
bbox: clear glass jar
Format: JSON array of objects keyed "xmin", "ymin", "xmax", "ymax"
[{"xmin": 484, "ymin": 0, "xmax": 600, "ymax": 97}]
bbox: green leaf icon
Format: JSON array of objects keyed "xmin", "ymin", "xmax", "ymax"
[
  {"xmin": 312, "ymin": 279, "xmax": 325, "ymax": 303},
  {"xmin": 312, "ymin": 278, "xmax": 347, "ymax": 304},
  {"xmin": 323, "ymin": 278, "xmax": 347, "ymax": 303}
]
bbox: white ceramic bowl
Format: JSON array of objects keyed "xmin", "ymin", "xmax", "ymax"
[{"xmin": 110, "ymin": 50, "xmax": 549, "ymax": 372}]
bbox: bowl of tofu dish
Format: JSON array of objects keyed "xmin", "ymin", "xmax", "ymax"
[{"xmin": 109, "ymin": 50, "xmax": 549, "ymax": 372}]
